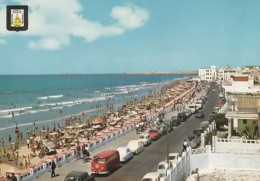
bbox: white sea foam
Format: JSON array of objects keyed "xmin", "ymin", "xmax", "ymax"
[
  {"xmin": 28, "ymin": 109, "xmax": 49, "ymax": 114},
  {"xmin": 51, "ymin": 107, "xmax": 63, "ymax": 110},
  {"xmin": 37, "ymin": 95, "xmax": 63, "ymax": 100}
]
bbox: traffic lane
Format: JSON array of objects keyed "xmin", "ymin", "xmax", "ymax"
[{"xmin": 96, "ymin": 85, "xmax": 219, "ymax": 181}]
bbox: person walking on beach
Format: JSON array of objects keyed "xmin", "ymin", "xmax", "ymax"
[
  {"xmin": 27, "ymin": 138, "xmax": 30, "ymax": 149},
  {"xmin": 182, "ymin": 139, "xmax": 188, "ymax": 152},
  {"xmin": 51, "ymin": 160, "xmax": 56, "ymax": 178},
  {"xmin": 1, "ymin": 138, "xmax": 4, "ymax": 147},
  {"xmin": 9, "ymin": 135, "xmax": 11, "ymax": 144}
]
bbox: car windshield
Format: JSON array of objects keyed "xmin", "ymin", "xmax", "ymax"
[
  {"xmin": 169, "ymin": 156, "xmax": 176, "ymax": 160},
  {"xmin": 140, "ymin": 136, "xmax": 145, "ymax": 139},
  {"xmin": 149, "ymin": 130, "xmax": 157, "ymax": 133},
  {"xmin": 158, "ymin": 165, "xmax": 166, "ymax": 169},
  {"xmin": 94, "ymin": 158, "xmax": 106, "ymax": 163}
]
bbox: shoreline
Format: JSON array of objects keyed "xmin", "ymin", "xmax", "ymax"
[{"xmin": 0, "ymin": 78, "xmax": 199, "ymax": 179}]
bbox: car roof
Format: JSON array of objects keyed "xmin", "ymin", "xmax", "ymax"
[
  {"xmin": 143, "ymin": 172, "xmax": 161, "ymax": 178},
  {"xmin": 169, "ymin": 153, "xmax": 179, "ymax": 157},
  {"xmin": 158, "ymin": 161, "xmax": 167, "ymax": 165},
  {"xmin": 66, "ymin": 171, "xmax": 88, "ymax": 177},
  {"xmin": 93, "ymin": 150, "xmax": 118, "ymax": 158}
]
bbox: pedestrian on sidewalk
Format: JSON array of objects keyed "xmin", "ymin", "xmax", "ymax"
[
  {"xmin": 136, "ymin": 123, "xmax": 139, "ymax": 134},
  {"xmin": 182, "ymin": 139, "xmax": 188, "ymax": 152},
  {"xmin": 51, "ymin": 160, "xmax": 56, "ymax": 178},
  {"xmin": 82, "ymin": 147, "xmax": 88, "ymax": 163},
  {"xmin": 76, "ymin": 144, "xmax": 81, "ymax": 159}
]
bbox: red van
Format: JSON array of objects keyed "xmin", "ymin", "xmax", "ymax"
[{"xmin": 91, "ymin": 150, "xmax": 120, "ymax": 175}]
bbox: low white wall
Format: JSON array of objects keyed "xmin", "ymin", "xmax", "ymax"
[
  {"xmin": 212, "ymin": 136, "xmax": 260, "ymax": 154},
  {"xmin": 190, "ymin": 145, "xmax": 260, "ymax": 172}
]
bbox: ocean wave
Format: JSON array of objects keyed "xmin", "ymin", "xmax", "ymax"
[
  {"xmin": 37, "ymin": 95, "xmax": 63, "ymax": 100},
  {"xmin": 51, "ymin": 106, "xmax": 63, "ymax": 110},
  {"xmin": 0, "ymin": 106, "xmax": 32, "ymax": 113},
  {"xmin": 28, "ymin": 109, "xmax": 49, "ymax": 114}
]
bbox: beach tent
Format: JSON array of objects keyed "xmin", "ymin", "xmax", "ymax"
[
  {"xmin": 44, "ymin": 142, "xmax": 55, "ymax": 149},
  {"xmin": 92, "ymin": 117, "xmax": 103, "ymax": 124}
]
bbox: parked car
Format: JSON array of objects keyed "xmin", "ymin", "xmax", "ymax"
[
  {"xmin": 195, "ymin": 100, "xmax": 203, "ymax": 109},
  {"xmin": 127, "ymin": 140, "xmax": 144, "ymax": 155},
  {"xmin": 139, "ymin": 134, "xmax": 152, "ymax": 146},
  {"xmin": 157, "ymin": 161, "xmax": 173, "ymax": 176},
  {"xmin": 219, "ymin": 92, "xmax": 224, "ymax": 98},
  {"xmin": 142, "ymin": 172, "xmax": 164, "ymax": 181},
  {"xmin": 195, "ymin": 110, "xmax": 204, "ymax": 118},
  {"xmin": 171, "ymin": 116, "xmax": 181, "ymax": 126},
  {"xmin": 148, "ymin": 129, "xmax": 161, "ymax": 140},
  {"xmin": 184, "ymin": 109, "xmax": 192, "ymax": 118},
  {"xmin": 91, "ymin": 150, "xmax": 120, "ymax": 175},
  {"xmin": 168, "ymin": 153, "xmax": 179, "ymax": 165},
  {"xmin": 200, "ymin": 121, "xmax": 209, "ymax": 131},
  {"xmin": 177, "ymin": 112, "xmax": 187, "ymax": 122},
  {"xmin": 157, "ymin": 125, "xmax": 167, "ymax": 135},
  {"xmin": 65, "ymin": 171, "xmax": 95, "ymax": 181},
  {"xmin": 164, "ymin": 119, "xmax": 174, "ymax": 131},
  {"xmin": 187, "ymin": 104, "xmax": 197, "ymax": 113},
  {"xmin": 117, "ymin": 146, "xmax": 133, "ymax": 163},
  {"xmin": 212, "ymin": 89, "xmax": 216, "ymax": 92},
  {"xmin": 188, "ymin": 134, "xmax": 201, "ymax": 148},
  {"xmin": 193, "ymin": 129, "xmax": 204, "ymax": 137}
]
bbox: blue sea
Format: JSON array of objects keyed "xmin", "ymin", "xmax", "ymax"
[{"xmin": 0, "ymin": 74, "xmax": 192, "ymax": 142}]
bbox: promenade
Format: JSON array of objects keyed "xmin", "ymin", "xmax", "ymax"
[{"xmin": 37, "ymin": 83, "xmax": 218, "ymax": 181}]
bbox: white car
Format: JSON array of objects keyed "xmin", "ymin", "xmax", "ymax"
[
  {"xmin": 127, "ymin": 140, "xmax": 144, "ymax": 155},
  {"xmin": 139, "ymin": 134, "xmax": 151, "ymax": 146},
  {"xmin": 117, "ymin": 146, "xmax": 133, "ymax": 162},
  {"xmin": 142, "ymin": 172, "xmax": 164, "ymax": 181},
  {"xmin": 219, "ymin": 92, "xmax": 224, "ymax": 98},
  {"xmin": 168, "ymin": 153, "xmax": 179, "ymax": 165},
  {"xmin": 212, "ymin": 89, "xmax": 216, "ymax": 92},
  {"xmin": 157, "ymin": 161, "xmax": 173, "ymax": 176},
  {"xmin": 187, "ymin": 104, "xmax": 197, "ymax": 113},
  {"xmin": 195, "ymin": 100, "xmax": 203, "ymax": 109}
]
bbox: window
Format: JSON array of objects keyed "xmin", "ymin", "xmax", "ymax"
[
  {"xmin": 243, "ymin": 119, "xmax": 247, "ymax": 124},
  {"xmin": 97, "ymin": 158, "xmax": 106, "ymax": 163}
]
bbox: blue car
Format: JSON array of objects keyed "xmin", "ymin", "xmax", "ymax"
[{"xmin": 195, "ymin": 110, "xmax": 204, "ymax": 118}]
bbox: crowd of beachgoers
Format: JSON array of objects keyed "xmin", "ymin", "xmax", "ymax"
[{"xmin": 0, "ymin": 79, "xmax": 202, "ymax": 180}]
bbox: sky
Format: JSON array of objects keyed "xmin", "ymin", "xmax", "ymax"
[{"xmin": 0, "ymin": 0, "xmax": 260, "ymax": 74}]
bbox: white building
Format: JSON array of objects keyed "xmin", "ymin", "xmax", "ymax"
[
  {"xmin": 222, "ymin": 74, "xmax": 260, "ymax": 138},
  {"xmin": 198, "ymin": 65, "xmax": 216, "ymax": 82}
]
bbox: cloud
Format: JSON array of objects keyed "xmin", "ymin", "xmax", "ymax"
[
  {"xmin": 0, "ymin": 0, "xmax": 149, "ymax": 50},
  {"xmin": 111, "ymin": 5, "xmax": 149, "ymax": 29}
]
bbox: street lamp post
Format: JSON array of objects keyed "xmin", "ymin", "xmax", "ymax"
[{"xmin": 160, "ymin": 116, "xmax": 170, "ymax": 165}]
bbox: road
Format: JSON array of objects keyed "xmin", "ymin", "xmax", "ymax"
[
  {"xmin": 38, "ymin": 83, "xmax": 218, "ymax": 181},
  {"xmin": 96, "ymin": 84, "xmax": 219, "ymax": 181}
]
